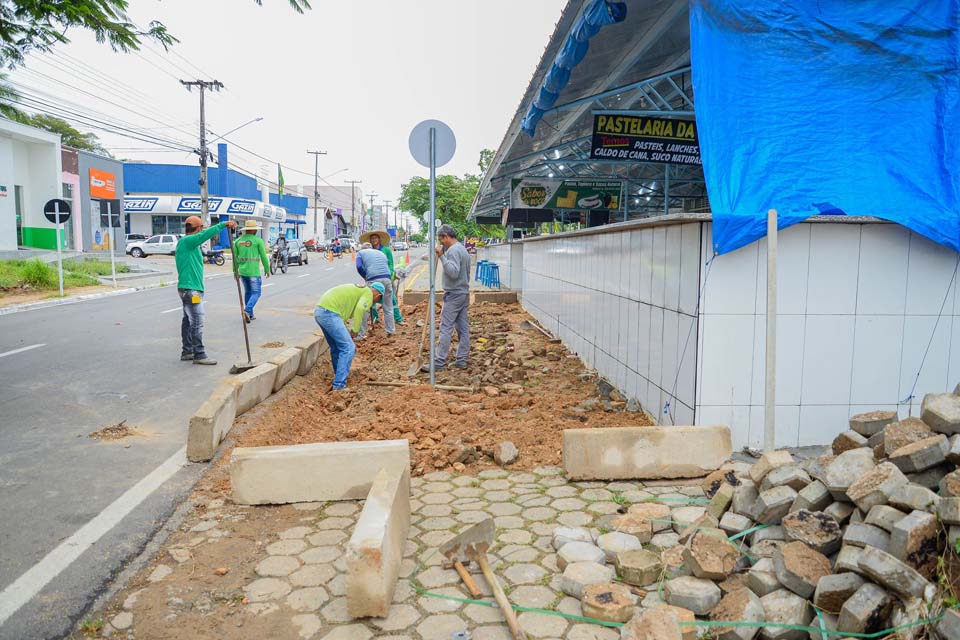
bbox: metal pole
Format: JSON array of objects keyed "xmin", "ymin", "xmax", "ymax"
[
  {"xmin": 664, "ymin": 164, "xmax": 670, "ymax": 216},
  {"xmin": 764, "ymin": 208, "xmax": 778, "ymax": 452},
  {"xmin": 428, "ymin": 127, "xmax": 437, "ymax": 387},
  {"xmin": 199, "ymin": 86, "xmax": 209, "ymax": 226},
  {"xmin": 54, "ymin": 202, "xmax": 63, "ymax": 297},
  {"xmin": 107, "ymin": 201, "xmax": 117, "ymax": 288},
  {"xmin": 308, "ymin": 150, "xmax": 327, "ymax": 242}
]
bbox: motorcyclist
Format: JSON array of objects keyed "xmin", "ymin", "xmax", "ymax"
[
  {"xmin": 332, "ymin": 238, "xmax": 342, "ymax": 257},
  {"xmin": 275, "ymin": 235, "xmax": 289, "ymax": 270}
]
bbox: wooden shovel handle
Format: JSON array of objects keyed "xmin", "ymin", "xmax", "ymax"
[
  {"xmin": 453, "ymin": 560, "xmax": 482, "ymax": 598},
  {"xmin": 475, "ymin": 552, "xmax": 527, "ymax": 640}
]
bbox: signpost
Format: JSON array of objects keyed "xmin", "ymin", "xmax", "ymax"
[
  {"xmin": 44, "ymin": 199, "xmax": 71, "ymax": 297},
  {"xmin": 409, "ymin": 119, "xmax": 456, "ymax": 386},
  {"xmin": 99, "ymin": 199, "xmax": 122, "ymax": 287}
]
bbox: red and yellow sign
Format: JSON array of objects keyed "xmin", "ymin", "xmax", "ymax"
[{"xmin": 89, "ymin": 168, "xmax": 116, "ymax": 199}]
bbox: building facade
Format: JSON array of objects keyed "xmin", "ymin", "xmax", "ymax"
[
  {"xmin": 77, "ymin": 150, "xmax": 125, "ymax": 253},
  {"xmin": 0, "ymin": 119, "xmax": 63, "ymax": 251}
]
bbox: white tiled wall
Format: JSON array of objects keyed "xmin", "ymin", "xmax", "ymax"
[
  {"xmin": 697, "ymin": 221, "xmax": 960, "ymax": 448},
  {"xmin": 521, "ymin": 224, "xmax": 702, "ymax": 425},
  {"xmin": 479, "ymin": 243, "xmax": 512, "ymax": 288}
]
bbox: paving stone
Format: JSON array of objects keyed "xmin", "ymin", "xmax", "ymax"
[
  {"xmin": 888, "ymin": 483, "xmax": 941, "ymax": 512},
  {"xmin": 463, "ymin": 603, "xmax": 505, "ymax": 624},
  {"xmin": 500, "ymin": 529, "xmax": 533, "ymax": 545},
  {"xmin": 613, "ymin": 503, "xmax": 671, "ymax": 541},
  {"xmin": 416, "ymin": 614, "xmax": 470, "ymax": 640},
  {"xmin": 307, "ymin": 529, "xmax": 347, "ymax": 546},
  {"xmin": 301, "ymin": 546, "xmax": 340, "ymax": 565},
  {"xmin": 868, "ymin": 431, "xmax": 886, "ymax": 460},
  {"xmin": 619, "ymin": 607, "xmax": 684, "ymax": 640},
  {"xmin": 732, "ymin": 479, "xmax": 759, "ymax": 518},
  {"xmin": 417, "ymin": 566, "xmax": 461, "ymax": 589},
  {"xmin": 286, "ymin": 587, "xmax": 329, "ymax": 612},
  {"xmin": 511, "ymin": 585, "xmax": 557, "ymax": 609},
  {"xmin": 780, "ymin": 509, "xmax": 842, "ymax": 556},
  {"xmin": 280, "ymin": 526, "xmax": 314, "ymax": 539},
  {"xmin": 558, "ymin": 541, "xmax": 607, "ymax": 571},
  {"xmin": 581, "ymin": 583, "xmax": 637, "ymax": 623},
  {"xmin": 244, "ymin": 577, "xmax": 292, "ymax": 602},
  {"xmin": 889, "ymin": 434, "xmax": 950, "ymax": 473},
  {"xmin": 772, "ymin": 541, "xmax": 832, "ymax": 598},
  {"xmin": 683, "ymin": 530, "xmax": 740, "ymax": 580},
  {"xmin": 418, "ymin": 587, "xmax": 466, "ymax": 613},
  {"xmin": 747, "ymin": 557, "xmax": 781, "ymax": 596},
  {"xmin": 907, "ymin": 462, "xmax": 952, "ymax": 490},
  {"xmin": 420, "ymin": 516, "xmax": 458, "ymax": 531},
  {"xmin": 936, "ymin": 607, "xmax": 960, "ymax": 640},
  {"xmin": 824, "ymin": 448, "xmax": 876, "ymax": 500},
  {"xmin": 567, "ymin": 623, "xmax": 620, "ymax": 640},
  {"xmin": 759, "ymin": 589, "xmax": 813, "ymax": 640},
  {"xmin": 291, "ymin": 564, "xmax": 337, "ymax": 587},
  {"xmin": 864, "ymin": 504, "xmax": 908, "ymax": 533},
  {"xmin": 421, "ymin": 493, "xmax": 455, "ymax": 505},
  {"xmin": 921, "ymin": 392, "xmax": 960, "ymax": 434},
  {"xmin": 266, "ymin": 539, "xmax": 308, "ymax": 556},
  {"xmin": 560, "ymin": 561, "xmax": 616, "ymax": 599},
  {"xmin": 845, "ymin": 462, "xmax": 909, "ymax": 513},
  {"xmin": 940, "ymin": 496, "xmax": 960, "ymax": 525},
  {"xmin": 719, "ymin": 512, "xmax": 752, "ymax": 536},
  {"xmin": 110, "ymin": 611, "xmax": 132, "ymax": 631},
  {"xmin": 255, "ymin": 555, "xmax": 300, "ymax": 577},
  {"xmin": 597, "ymin": 531, "xmax": 643, "ymax": 562},
  {"xmin": 663, "ymin": 576, "xmax": 721, "ymax": 615},
  {"xmin": 857, "ymin": 545, "xmax": 933, "ymax": 601},
  {"xmin": 552, "ymin": 526, "xmax": 593, "ymax": 550},
  {"xmin": 837, "ymin": 582, "xmax": 893, "ymax": 635},
  {"xmin": 834, "ymin": 546, "xmax": 864, "ymax": 574},
  {"xmin": 760, "ymin": 466, "xmax": 812, "ymax": 493},
  {"xmin": 316, "ymin": 517, "xmax": 357, "ymax": 530},
  {"xmin": 717, "ymin": 572, "xmax": 750, "ymax": 597},
  {"xmin": 823, "ymin": 501, "xmax": 855, "ymax": 525},
  {"xmin": 319, "ymin": 596, "xmax": 352, "ymax": 623},
  {"xmin": 661, "ymin": 545, "xmax": 692, "ymax": 579},
  {"xmin": 843, "ymin": 523, "xmax": 890, "ymax": 551},
  {"xmin": 457, "ymin": 511, "xmax": 492, "ymax": 524},
  {"xmin": 614, "ymin": 549, "xmax": 662, "ymax": 587},
  {"xmin": 292, "ymin": 614, "xmax": 325, "ymax": 639},
  {"xmin": 671, "ymin": 506, "xmax": 708, "ymax": 533},
  {"xmin": 558, "ymin": 511, "xmax": 593, "ymax": 527},
  {"xmin": 525, "ymin": 506, "xmax": 558, "ymax": 521},
  {"xmin": 420, "ymin": 531, "xmax": 455, "ymax": 547},
  {"xmin": 707, "ymin": 482, "xmax": 736, "ymax": 521},
  {"xmin": 582, "ymin": 488, "xmax": 615, "ymax": 501},
  {"xmin": 558, "ymin": 595, "xmax": 584, "ymax": 616},
  {"xmin": 477, "ymin": 469, "xmax": 508, "ymax": 479},
  {"xmin": 420, "ymin": 504, "xmax": 454, "ymax": 517},
  {"xmin": 504, "ymin": 563, "xmax": 547, "ymax": 585},
  {"xmin": 885, "ymin": 418, "xmax": 933, "ymax": 455},
  {"xmin": 327, "ymin": 573, "xmax": 347, "ymax": 596},
  {"xmin": 553, "ymin": 497, "xmax": 589, "ymax": 511},
  {"xmin": 889, "ymin": 509, "xmax": 939, "ymax": 579},
  {"xmin": 649, "ymin": 532, "xmax": 681, "ymax": 552},
  {"xmin": 790, "ymin": 480, "xmax": 831, "ymax": 513},
  {"xmin": 498, "ymin": 544, "xmax": 540, "ymax": 563},
  {"xmin": 588, "ymin": 501, "xmax": 622, "ymax": 515},
  {"xmin": 749, "ymin": 450, "xmax": 795, "ymax": 485},
  {"xmin": 709, "ymin": 588, "xmax": 764, "ymax": 640},
  {"xmin": 517, "ymin": 611, "xmax": 569, "ymax": 638},
  {"xmin": 813, "ymin": 572, "xmax": 865, "ymax": 615},
  {"xmin": 756, "ymin": 486, "xmax": 799, "ymax": 524},
  {"xmin": 850, "ymin": 410, "xmax": 897, "ymax": 437},
  {"xmin": 370, "ymin": 603, "xmax": 421, "ymax": 631},
  {"xmin": 750, "ymin": 525, "xmax": 785, "ymax": 546},
  {"xmin": 832, "ymin": 430, "xmax": 869, "ymax": 455}
]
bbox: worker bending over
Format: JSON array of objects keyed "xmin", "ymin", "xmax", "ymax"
[{"xmin": 314, "ymin": 282, "xmax": 384, "ymax": 391}]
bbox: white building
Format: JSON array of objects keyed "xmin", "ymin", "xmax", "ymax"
[{"xmin": 0, "ymin": 119, "xmax": 63, "ymax": 251}]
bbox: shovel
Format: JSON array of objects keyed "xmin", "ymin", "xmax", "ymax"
[
  {"xmin": 406, "ymin": 257, "xmax": 442, "ymax": 377},
  {"xmin": 229, "ymin": 254, "xmax": 258, "ymax": 375},
  {"xmin": 439, "ymin": 518, "xmax": 527, "ymax": 640}
]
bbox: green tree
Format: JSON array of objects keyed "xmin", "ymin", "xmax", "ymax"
[
  {"xmin": 398, "ymin": 149, "xmax": 503, "ymax": 241},
  {"xmin": 0, "ymin": 73, "xmax": 20, "ymax": 119},
  {"xmin": 21, "ymin": 113, "xmax": 112, "ymax": 154},
  {"xmin": 1, "ymin": 0, "xmax": 310, "ymax": 68}
]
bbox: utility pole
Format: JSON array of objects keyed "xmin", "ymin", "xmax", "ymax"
[
  {"xmin": 180, "ymin": 80, "xmax": 224, "ymax": 228},
  {"xmin": 307, "ymin": 150, "xmax": 327, "ymax": 241},
  {"xmin": 346, "ymin": 180, "xmax": 362, "ymax": 236},
  {"xmin": 367, "ymin": 192, "xmax": 378, "ymax": 230},
  {"xmin": 383, "ymin": 200, "xmax": 392, "ymax": 236}
]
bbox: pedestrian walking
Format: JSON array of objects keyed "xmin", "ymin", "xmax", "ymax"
[
  {"xmin": 355, "ymin": 243, "xmax": 396, "ymax": 338},
  {"xmin": 363, "ymin": 229, "xmax": 404, "ymax": 325},
  {"xmin": 422, "ymin": 224, "xmax": 471, "ymax": 372},
  {"xmin": 176, "ymin": 215, "xmax": 238, "ymax": 365},
  {"xmin": 233, "ymin": 220, "xmax": 270, "ymax": 322},
  {"xmin": 314, "ymin": 282, "xmax": 384, "ymax": 390}
]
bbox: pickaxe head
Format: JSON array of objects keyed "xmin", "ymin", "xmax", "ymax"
[{"xmin": 439, "ymin": 518, "xmax": 495, "ymax": 564}]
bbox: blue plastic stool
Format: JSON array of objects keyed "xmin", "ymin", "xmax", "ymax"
[
  {"xmin": 488, "ymin": 264, "xmax": 501, "ymax": 289},
  {"xmin": 475, "ymin": 259, "xmax": 487, "ymax": 280},
  {"xmin": 478, "ymin": 261, "xmax": 490, "ymax": 286}
]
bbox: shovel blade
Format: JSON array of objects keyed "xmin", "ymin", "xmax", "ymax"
[
  {"xmin": 439, "ymin": 518, "xmax": 495, "ymax": 563},
  {"xmin": 230, "ymin": 362, "xmax": 257, "ymax": 375}
]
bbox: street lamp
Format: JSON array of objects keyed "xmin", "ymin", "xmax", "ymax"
[
  {"xmin": 323, "ymin": 168, "xmax": 349, "ymax": 180},
  {"xmin": 208, "ymin": 116, "xmax": 264, "ymax": 143}
]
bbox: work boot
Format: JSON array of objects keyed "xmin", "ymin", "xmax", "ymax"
[
  {"xmin": 242, "ymin": 310, "xmax": 251, "ymax": 324},
  {"xmin": 421, "ymin": 363, "xmax": 444, "ymax": 373},
  {"xmin": 193, "ymin": 357, "xmax": 218, "ymax": 365},
  {"xmin": 180, "ymin": 352, "xmax": 194, "ymax": 361},
  {"xmin": 452, "ymin": 361, "xmax": 468, "ymax": 369}
]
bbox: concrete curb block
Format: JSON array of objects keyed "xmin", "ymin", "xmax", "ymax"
[
  {"xmin": 186, "ymin": 384, "xmax": 239, "ymax": 463},
  {"xmin": 346, "ymin": 466, "xmax": 411, "ymax": 618},
  {"xmin": 562, "ymin": 425, "xmax": 733, "ymax": 480},
  {"xmin": 296, "ymin": 333, "xmax": 323, "ymax": 375},
  {"xmin": 227, "ymin": 363, "xmax": 278, "ymax": 415},
  {"xmin": 269, "ymin": 347, "xmax": 303, "ymax": 393},
  {"xmin": 230, "ymin": 440, "xmax": 410, "ymax": 505}
]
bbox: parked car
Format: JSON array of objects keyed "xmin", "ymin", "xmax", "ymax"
[
  {"xmin": 127, "ymin": 234, "xmax": 179, "ymax": 258},
  {"xmin": 285, "ymin": 239, "xmax": 308, "ymax": 266},
  {"xmin": 338, "ymin": 237, "xmax": 357, "ymax": 252},
  {"xmin": 125, "ymin": 233, "xmax": 148, "ymax": 245},
  {"xmin": 393, "ymin": 241, "xmax": 409, "ymax": 251}
]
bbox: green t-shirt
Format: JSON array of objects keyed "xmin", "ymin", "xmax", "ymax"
[
  {"xmin": 175, "ymin": 223, "xmax": 226, "ymax": 291},
  {"xmin": 317, "ymin": 284, "xmax": 373, "ymax": 333},
  {"xmin": 379, "ymin": 245, "xmax": 395, "ymax": 278},
  {"xmin": 233, "ymin": 234, "xmax": 270, "ymax": 277}
]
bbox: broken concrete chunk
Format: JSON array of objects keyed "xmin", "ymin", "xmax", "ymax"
[
  {"xmin": 709, "ymin": 588, "xmax": 764, "ymax": 640},
  {"xmin": 707, "ymin": 482, "xmax": 735, "ymax": 521},
  {"xmin": 620, "ymin": 607, "xmax": 684, "ymax": 640},
  {"xmin": 948, "ymin": 435, "xmax": 960, "ymax": 464},
  {"xmin": 719, "ymin": 512, "xmax": 753, "ymax": 536},
  {"xmin": 493, "ymin": 441, "xmax": 518, "ymax": 466},
  {"xmin": 755, "ymin": 485, "xmax": 798, "ymax": 524},
  {"xmin": 580, "ymin": 583, "xmax": 636, "ymax": 623},
  {"xmin": 613, "ymin": 503, "xmax": 671, "ymax": 541},
  {"xmin": 759, "ymin": 589, "xmax": 813, "ymax": 640},
  {"xmin": 670, "ymin": 506, "xmax": 709, "ymax": 534},
  {"xmin": 791, "ymin": 480, "xmax": 832, "ymax": 513},
  {"xmin": 772, "ymin": 541, "xmax": 832, "ymax": 599},
  {"xmin": 813, "ymin": 572, "xmax": 866, "ymax": 616},
  {"xmin": 661, "ymin": 545, "xmax": 692, "ymax": 579},
  {"xmin": 834, "ymin": 546, "xmax": 864, "ymax": 575},
  {"xmin": 781, "ymin": 509, "xmax": 842, "ymax": 555},
  {"xmin": 597, "ymin": 531, "xmax": 642, "ymax": 562},
  {"xmin": 842, "ymin": 523, "xmax": 891, "ymax": 552},
  {"xmin": 748, "ymin": 450, "xmax": 795, "ymax": 485},
  {"xmin": 936, "ymin": 607, "xmax": 960, "ymax": 640},
  {"xmin": 868, "ymin": 431, "xmax": 886, "ymax": 460},
  {"xmin": 884, "ymin": 417, "xmax": 932, "ymax": 456},
  {"xmin": 614, "ymin": 549, "xmax": 662, "ymax": 587},
  {"xmin": 824, "ymin": 448, "xmax": 876, "ymax": 501},
  {"xmin": 682, "ymin": 530, "xmax": 740, "ymax": 581},
  {"xmin": 702, "ymin": 468, "xmax": 742, "ymax": 498},
  {"xmin": 552, "ymin": 526, "xmax": 593, "ymax": 551},
  {"xmin": 887, "ymin": 483, "xmax": 941, "ymax": 513},
  {"xmin": 747, "ymin": 557, "xmax": 781, "ymax": 597},
  {"xmin": 562, "ymin": 425, "xmax": 732, "ymax": 480},
  {"xmin": 906, "ymin": 463, "xmax": 952, "ymax": 491},
  {"xmin": 732, "ymin": 480, "xmax": 760, "ymax": 519},
  {"xmin": 837, "ymin": 582, "xmax": 893, "ymax": 635},
  {"xmin": 557, "ymin": 541, "xmax": 607, "ymax": 571},
  {"xmin": 940, "ymin": 497, "xmax": 960, "ymax": 525},
  {"xmin": 864, "ymin": 505, "xmax": 908, "ymax": 533},
  {"xmin": 832, "ymin": 430, "xmax": 868, "ymax": 455},
  {"xmin": 857, "ymin": 545, "xmax": 934, "ymax": 602},
  {"xmin": 942, "ymin": 469, "xmax": 960, "ymax": 497},
  {"xmin": 663, "ymin": 575, "xmax": 721, "ymax": 615},
  {"xmin": 760, "ymin": 465, "xmax": 811, "ymax": 493},
  {"xmin": 846, "ymin": 461, "xmax": 909, "ymax": 512},
  {"xmin": 889, "ymin": 509, "xmax": 939, "ymax": 579},
  {"xmin": 802, "ymin": 454, "xmax": 834, "ymax": 484},
  {"xmin": 888, "ymin": 434, "xmax": 949, "ymax": 473},
  {"xmin": 921, "ymin": 392, "xmax": 960, "ymax": 435},
  {"xmin": 559, "ymin": 561, "xmax": 616, "ymax": 599},
  {"xmin": 849, "ymin": 410, "xmax": 897, "ymax": 437},
  {"xmin": 824, "ymin": 501, "xmax": 855, "ymax": 525},
  {"xmin": 649, "ymin": 531, "xmax": 681, "ymax": 552}
]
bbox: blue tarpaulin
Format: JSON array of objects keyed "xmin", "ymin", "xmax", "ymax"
[{"xmin": 689, "ymin": 0, "xmax": 960, "ymax": 255}]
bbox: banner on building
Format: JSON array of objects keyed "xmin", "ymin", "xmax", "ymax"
[
  {"xmin": 89, "ymin": 168, "xmax": 117, "ymax": 199},
  {"xmin": 510, "ymin": 178, "xmax": 622, "ymax": 211},
  {"xmin": 590, "ymin": 113, "xmax": 701, "ymax": 165}
]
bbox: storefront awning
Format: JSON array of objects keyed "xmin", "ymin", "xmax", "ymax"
[{"xmin": 124, "ymin": 194, "xmax": 286, "ymax": 222}]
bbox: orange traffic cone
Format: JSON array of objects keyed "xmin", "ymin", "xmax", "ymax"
[
  {"xmin": 328, "ymin": 247, "xmax": 334, "ymax": 263},
  {"xmin": 405, "ymin": 251, "xmax": 410, "ymax": 265}
]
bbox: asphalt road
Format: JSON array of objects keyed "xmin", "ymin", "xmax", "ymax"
[{"xmin": 0, "ymin": 249, "xmax": 416, "ymax": 639}]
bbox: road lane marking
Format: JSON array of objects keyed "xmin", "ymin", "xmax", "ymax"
[
  {"xmin": 0, "ymin": 447, "xmax": 188, "ymax": 627},
  {"xmin": 160, "ymin": 307, "xmax": 181, "ymax": 314},
  {"xmin": 263, "ymin": 283, "xmax": 275, "ymax": 288},
  {"xmin": 0, "ymin": 344, "xmax": 46, "ymax": 359},
  {"xmin": 325, "ymin": 267, "xmax": 334, "ymax": 271},
  {"xmin": 297, "ymin": 273, "xmax": 311, "ymax": 278}
]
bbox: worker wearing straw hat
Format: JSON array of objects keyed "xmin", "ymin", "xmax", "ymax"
[
  {"xmin": 362, "ymin": 229, "xmax": 404, "ymax": 325},
  {"xmin": 233, "ymin": 219, "xmax": 270, "ymax": 322}
]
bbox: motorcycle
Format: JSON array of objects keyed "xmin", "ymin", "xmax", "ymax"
[
  {"xmin": 270, "ymin": 245, "xmax": 288, "ymax": 274},
  {"xmin": 203, "ymin": 249, "xmax": 226, "ymax": 266}
]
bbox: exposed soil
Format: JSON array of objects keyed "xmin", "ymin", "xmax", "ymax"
[
  {"xmin": 89, "ymin": 420, "xmax": 140, "ymax": 440},
  {"xmin": 259, "ymin": 341, "xmax": 286, "ymax": 349},
  {"xmin": 0, "ymin": 284, "xmax": 110, "ymax": 307},
  {"xmin": 228, "ymin": 300, "xmax": 652, "ymax": 477}
]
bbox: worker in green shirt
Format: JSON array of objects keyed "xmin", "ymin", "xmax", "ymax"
[
  {"xmin": 175, "ymin": 215, "xmax": 237, "ymax": 365},
  {"xmin": 365, "ymin": 230, "xmax": 403, "ymax": 325},
  {"xmin": 233, "ymin": 219, "xmax": 271, "ymax": 322},
  {"xmin": 314, "ymin": 282, "xmax": 384, "ymax": 390}
]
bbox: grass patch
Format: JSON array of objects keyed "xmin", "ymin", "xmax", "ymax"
[
  {"xmin": 62, "ymin": 259, "xmax": 130, "ymax": 276},
  {"xmin": 79, "ymin": 617, "xmax": 104, "ymax": 637},
  {"xmin": 0, "ymin": 258, "xmax": 120, "ymax": 293}
]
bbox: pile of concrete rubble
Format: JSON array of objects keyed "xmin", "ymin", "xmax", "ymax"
[{"xmin": 552, "ymin": 393, "xmax": 960, "ymax": 639}]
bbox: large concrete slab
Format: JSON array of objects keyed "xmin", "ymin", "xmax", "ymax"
[
  {"xmin": 296, "ymin": 333, "xmax": 323, "ymax": 376},
  {"xmin": 268, "ymin": 347, "xmax": 302, "ymax": 393},
  {"xmin": 226, "ymin": 363, "xmax": 278, "ymax": 415},
  {"xmin": 562, "ymin": 426, "xmax": 733, "ymax": 480},
  {"xmin": 346, "ymin": 467, "xmax": 411, "ymax": 618},
  {"xmin": 230, "ymin": 440, "xmax": 411, "ymax": 505},
  {"xmin": 186, "ymin": 383, "xmax": 239, "ymax": 462}
]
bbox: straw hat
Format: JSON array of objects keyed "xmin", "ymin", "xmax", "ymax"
[
  {"xmin": 360, "ymin": 229, "xmax": 390, "ymax": 245},
  {"xmin": 240, "ymin": 219, "xmax": 262, "ymax": 231}
]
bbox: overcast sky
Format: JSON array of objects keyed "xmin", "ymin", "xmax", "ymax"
[{"xmin": 10, "ymin": 0, "xmax": 566, "ymax": 217}]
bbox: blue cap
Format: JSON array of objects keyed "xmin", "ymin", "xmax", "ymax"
[{"xmin": 370, "ymin": 282, "xmax": 386, "ymax": 297}]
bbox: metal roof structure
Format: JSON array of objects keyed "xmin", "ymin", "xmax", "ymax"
[{"xmin": 471, "ymin": 0, "xmax": 707, "ymax": 222}]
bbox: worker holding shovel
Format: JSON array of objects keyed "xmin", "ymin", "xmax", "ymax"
[
  {"xmin": 314, "ymin": 282, "xmax": 384, "ymax": 391},
  {"xmin": 363, "ymin": 230, "xmax": 404, "ymax": 325},
  {"xmin": 175, "ymin": 215, "xmax": 237, "ymax": 365},
  {"xmin": 232, "ymin": 219, "xmax": 270, "ymax": 322}
]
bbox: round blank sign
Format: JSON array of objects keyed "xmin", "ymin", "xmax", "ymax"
[{"xmin": 409, "ymin": 119, "xmax": 456, "ymax": 168}]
